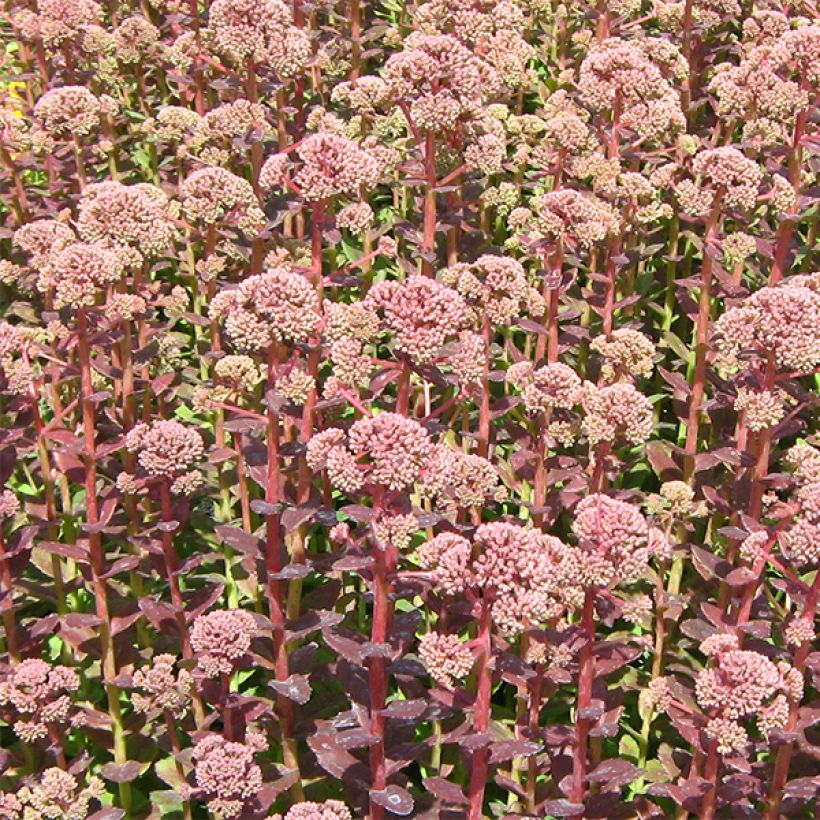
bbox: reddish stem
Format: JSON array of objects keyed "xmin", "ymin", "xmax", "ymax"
[
  {"xmin": 467, "ymin": 596, "xmax": 493, "ymax": 820},
  {"xmin": 571, "ymin": 588, "xmax": 597, "ymax": 811}
]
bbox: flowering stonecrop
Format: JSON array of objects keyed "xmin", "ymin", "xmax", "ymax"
[{"xmin": 0, "ymin": 2, "xmax": 817, "ymax": 819}]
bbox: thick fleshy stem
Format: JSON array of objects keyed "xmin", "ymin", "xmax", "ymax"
[
  {"xmin": 570, "ymin": 588, "xmax": 596, "ymax": 813},
  {"xmin": 467, "ymin": 595, "xmax": 493, "ymax": 820},
  {"xmin": 263, "ymin": 345, "xmax": 305, "ymax": 801},
  {"xmin": 422, "ymin": 130, "xmax": 437, "ymax": 276},
  {"xmin": 764, "ymin": 571, "xmax": 819, "ymax": 819},
  {"xmin": 770, "ymin": 89, "xmax": 811, "ymax": 284},
  {"xmin": 368, "ymin": 491, "xmax": 391, "ymax": 820},
  {"xmin": 0, "ymin": 526, "xmax": 19, "ymax": 662},
  {"xmin": 158, "ymin": 479, "xmax": 191, "ymax": 656},
  {"xmin": 77, "ymin": 310, "xmax": 131, "ymax": 813},
  {"xmin": 683, "ymin": 199, "xmax": 722, "ymax": 482}
]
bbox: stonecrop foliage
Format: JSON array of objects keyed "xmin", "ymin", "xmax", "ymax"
[{"xmin": 0, "ymin": 0, "xmax": 818, "ymax": 818}]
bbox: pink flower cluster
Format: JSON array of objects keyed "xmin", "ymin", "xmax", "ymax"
[
  {"xmin": 0, "ymin": 659, "xmax": 79, "ymax": 742},
  {"xmin": 190, "ymin": 608, "xmax": 257, "ymax": 677},
  {"xmin": 193, "ymin": 734, "xmax": 264, "ymax": 819}
]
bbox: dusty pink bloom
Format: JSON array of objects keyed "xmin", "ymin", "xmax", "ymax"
[
  {"xmin": 51, "ymin": 242, "xmax": 122, "ymax": 308},
  {"xmin": 77, "ymin": 181, "xmax": 176, "ymax": 259},
  {"xmin": 472, "ymin": 522, "xmax": 569, "ymax": 635},
  {"xmin": 738, "ymin": 530, "xmax": 768, "ymax": 564},
  {"xmin": 695, "ymin": 649, "xmax": 782, "ymax": 720},
  {"xmin": 0, "ymin": 490, "xmax": 20, "ymax": 519},
  {"xmin": 274, "ymin": 800, "xmax": 353, "ymax": 820},
  {"xmin": 0, "ymin": 792, "xmax": 22, "ymax": 818},
  {"xmin": 210, "ymin": 268, "xmax": 321, "ymax": 350},
  {"xmin": 570, "ymin": 494, "xmax": 650, "ymax": 586},
  {"xmin": 20, "ymin": 0, "xmax": 102, "ymax": 48},
  {"xmin": 207, "ymin": 0, "xmax": 309, "ymax": 76},
  {"xmin": 336, "ymin": 201, "xmax": 374, "ymax": 235},
  {"xmin": 578, "ymin": 38, "xmax": 684, "ymax": 141},
  {"xmin": 691, "ymin": 147, "xmax": 764, "ymax": 212},
  {"xmin": 34, "ymin": 86, "xmax": 110, "ymax": 137},
  {"xmin": 423, "ymin": 446, "xmax": 500, "ymax": 507},
  {"xmin": 779, "ymin": 518, "xmax": 820, "ymax": 568},
  {"xmin": 520, "ymin": 363, "xmax": 583, "ymax": 414},
  {"xmin": 346, "ymin": 413, "xmax": 434, "ymax": 491},
  {"xmin": 193, "ymin": 735, "xmax": 264, "ymax": 819},
  {"xmin": 592, "ymin": 329, "xmax": 655, "ymax": 380},
  {"xmin": 440, "ymin": 255, "xmax": 529, "ymax": 327},
  {"xmin": 418, "ymin": 633, "xmax": 474, "ymax": 686},
  {"xmin": 113, "ymin": 15, "xmax": 159, "ymax": 62},
  {"xmin": 530, "ymin": 189, "xmax": 620, "ymax": 247},
  {"xmin": 125, "ymin": 420, "xmax": 204, "ymax": 478},
  {"xmin": 786, "ymin": 443, "xmax": 820, "ymax": 484},
  {"xmin": 287, "ymin": 133, "xmax": 381, "ymax": 201},
  {"xmin": 383, "ymin": 32, "xmax": 502, "ymax": 105},
  {"xmin": 181, "ymin": 167, "xmax": 265, "ymax": 233},
  {"xmin": 421, "ymin": 524, "xmax": 568, "ymax": 634},
  {"xmin": 796, "ymin": 482, "xmax": 820, "ymax": 522},
  {"xmin": 372, "ymin": 513, "xmax": 418, "ymax": 551},
  {"xmin": 784, "ymin": 617, "xmax": 815, "ymax": 647},
  {"xmin": 365, "ymin": 276, "xmax": 467, "ymax": 362},
  {"xmin": 580, "ymin": 382, "xmax": 654, "ymax": 445},
  {"xmin": 0, "ymin": 659, "xmax": 79, "ymax": 742},
  {"xmin": 734, "ymin": 388, "xmax": 786, "ymax": 432},
  {"xmin": 714, "ymin": 285, "xmax": 820, "ymax": 374},
  {"xmin": 704, "ymin": 717, "xmax": 749, "ymax": 755},
  {"xmin": 13, "ymin": 220, "xmax": 75, "ymax": 268},
  {"xmin": 14, "ymin": 768, "xmax": 104, "ymax": 820},
  {"xmin": 190, "ymin": 608, "xmax": 257, "ymax": 677},
  {"xmin": 417, "ymin": 531, "xmax": 474, "ymax": 594},
  {"xmin": 132, "ymin": 654, "xmax": 193, "ymax": 717},
  {"xmin": 645, "ymin": 677, "xmax": 672, "ymax": 712}
]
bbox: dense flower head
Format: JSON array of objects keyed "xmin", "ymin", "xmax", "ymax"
[
  {"xmin": 440, "ymin": 255, "xmax": 529, "ymax": 326},
  {"xmin": 0, "ymin": 659, "xmax": 79, "ymax": 742},
  {"xmin": 383, "ymin": 32, "xmax": 502, "ymax": 103},
  {"xmin": 422, "ymin": 446, "xmax": 501, "ymax": 507},
  {"xmin": 309, "ymin": 413, "xmax": 436, "ymax": 492},
  {"xmin": 530, "ymin": 189, "xmax": 620, "ymax": 247},
  {"xmin": 287, "ymin": 133, "xmax": 382, "ymax": 201},
  {"xmin": 580, "ymin": 382, "xmax": 654, "ymax": 445},
  {"xmin": 714, "ymin": 285, "xmax": 820, "ymax": 374},
  {"xmin": 77, "ymin": 181, "xmax": 176, "ymax": 259},
  {"xmin": 209, "ymin": 268, "xmax": 321, "ymax": 350},
  {"xmin": 193, "ymin": 735, "xmax": 264, "ymax": 818},
  {"xmin": 734, "ymin": 388, "xmax": 786, "ymax": 432},
  {"xmin": 527, "ymin": 363, "xmax": 584, "ymax": 413},
  {"xmin": 125, "ymin": 420, "xmax": 204, "ymax": 478},
  {"xmin": 113, "ymin": 15, "xmax": 159, "ymax": 63},
  {"xmin": 14, "ymin": 768, "xmax": 104, "ymax": 820},
  {"xmin": 51, "ymin": 242, "xmax": 122, "ymax": 308},
  {"xmin": 779, "ymin": 517, "xmax": 820, "ymax": 568},
  {"xmin": 420, "ymin": 523, "xmax": 569, "ymax": 635},
  {"xmin": 181, "ymin": 167, "xmax": 265, "ymax": 232},
  {"xmin": 132, "ymin": 654, "xmax": 193, "ymax": 717},
  {"xmin": 364, "ymin": 275, "xmax": 467, "ymax": 362},
  {"xmin": 418, "ymin": 632, "xmax": 474, "ymax": 686},
  {"xmin": 14, "ymin": 220, "xmax": 75, "ymax": 269},
  {"xmin": 591, "ymin": 329, "xmax": 655, "ymax": 381},
  {"xmin": 577, "ymin": 38, "xmax": 685, "ymax": 140},
  {"xmin": 207, "ymin": 0, "xmax": 310, "ymax": 76},
  {"xmin": 570, "ymin": 494, "xmax": 650, "ymax": 586},
  {"xmin": 34, "ymin": 85, "xmax": 112, "ymax": 137},
  {"xmin": 19, "ymin": 0, "xmax": 103, "ymax": 48},
  {"xmin": 695, "ymin": 649, "xmax": 797, "ymax": 752},
  {"xmin": 190, "ymin": 608, "xmax": 257, "ymax": 677},
  {"xmin": 690, "ymin": 147, "xmax": 764, "ymax": 212}
]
